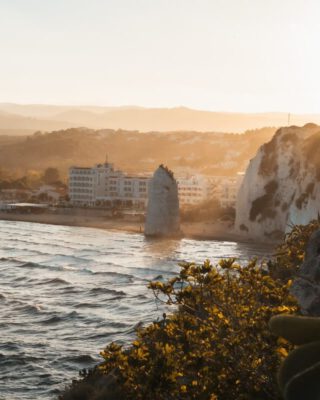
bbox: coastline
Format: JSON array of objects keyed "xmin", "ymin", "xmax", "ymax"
[{"xmin": 0, "ymin": 211, "xmax": 260, "ymax": 244}]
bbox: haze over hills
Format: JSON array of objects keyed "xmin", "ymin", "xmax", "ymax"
[
  {"xmin": 0, "ymin": 127, "xmax": 276, "ymax": 179},
  {"xmin": 1, "ymin": 103, "xmax": 320, "ymax": 134}
]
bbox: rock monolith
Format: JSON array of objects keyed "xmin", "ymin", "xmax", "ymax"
[{"xmin": 145, "ymin": 165, "xmax": 181, "ymax": 237}]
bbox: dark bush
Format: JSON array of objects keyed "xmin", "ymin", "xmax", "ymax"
[{"xmin": 268, "ymin": 219, "xmax": 320, "ymax": 282}]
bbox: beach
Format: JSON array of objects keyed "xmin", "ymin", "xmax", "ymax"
[{"xmin": 0, "ymin": 210, "xmax": 247, "ymax": 242}]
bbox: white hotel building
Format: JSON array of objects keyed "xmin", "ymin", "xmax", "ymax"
[
  {"xmin": 69, "ymin": 162, "xmax": 244, "ymax": 209},
  {"xmin": 69, "ymin": 162, "xmax": 149, "ymax": 208}
]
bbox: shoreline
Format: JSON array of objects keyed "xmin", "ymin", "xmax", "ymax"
[{"xmin": 0, "ymin": 211, "xmax": 267, "ymax": 244}]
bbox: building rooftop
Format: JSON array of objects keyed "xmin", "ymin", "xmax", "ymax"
[{"xmin": 8, "ymin": 203, "xmax": 49, "ymax": 208}]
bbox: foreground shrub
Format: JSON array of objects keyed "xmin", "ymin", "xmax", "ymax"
[
  {"xmin": 61, "ymin": 258, "xmax": 297, "ymax": 400},
  {"xmin": 268, "ymin": 218, "xmax": 320, "ymax": 282}
]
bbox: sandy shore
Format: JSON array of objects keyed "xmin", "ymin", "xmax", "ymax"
[{"xmin": 0, "ymin": 211, "xmax": 249, "ymax": 243}]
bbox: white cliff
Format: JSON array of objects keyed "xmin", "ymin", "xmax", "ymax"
[
  {"xmin": 235, "ymin": 124, "xmax": 320, "ymax": 240},
  {"xmin": 145, "ymin": 165, "xmax": 181, "ymax": 237}
]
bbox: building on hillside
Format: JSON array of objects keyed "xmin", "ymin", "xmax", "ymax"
[
  {"xmin": 176, "ymin": 174, "xmax": 209, "ymax": 206},
  {"xmin": 35, "ymin": 185, "xmax": 66, "ymax": 202},
  {"xmin": 207, "ymin": 173, "xmax": 244, "ymax": 208},
  {"xmin": 0, "ymin": 189, "xmax": 33, "ymax": 202},
  {"xmin": 0, "ymin": 203, "xmax": 49, "ymax": 213},
  {"xmin": 175, "ymin": 172, "xmax": 244, "ymax": 208},
  {"xmin": 69, "ymin": 162, "xmax": 149, "ymax": 209}
]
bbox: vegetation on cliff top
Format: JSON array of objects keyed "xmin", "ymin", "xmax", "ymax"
[{"xmin": 268, "ymin": 219, "xmax": 320, "ymax": 283}]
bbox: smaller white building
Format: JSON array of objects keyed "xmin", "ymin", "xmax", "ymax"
[
  {"xmin": 207, "ymin": 173, "xmax": 244, "ymax": 208},
  {"xmin": 175, "ymin": 172, "xmax": 244, "ymax": 208},
  {"xmin": 36, "ymin": 185, "xmax": 62, "ymax": 201},
  {"xmin": 176, "ymin": 174, "xmax": 209, "ymax": 206}
]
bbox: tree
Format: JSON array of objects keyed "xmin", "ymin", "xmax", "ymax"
[{"xmin": 43, "ymin": 167, "xmax": 60, "ymax": 185}]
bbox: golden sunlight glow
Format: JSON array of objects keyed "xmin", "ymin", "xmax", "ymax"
[{"xmin": 1, "ymin": 0, "xmax": 320, "ymax": 112}]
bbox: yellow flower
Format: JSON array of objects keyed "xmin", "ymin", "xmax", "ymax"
[
  {"xmin": 277, "ymin": 347, "xmax": 288, "ymax": 357},
  {"xmin": 180, "ymin": 385, "xmax": 187, "ymax": 393}
]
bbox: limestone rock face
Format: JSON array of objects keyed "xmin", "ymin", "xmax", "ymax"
[
  {"xmin": 235, "ymin": 124, "xmax": 320, "ymax": 240},
  {"xmin": 145, "ymin": 166, "xmax": 180, "ymax": 237},
  {"xmin": 291, "ymin": 230, "xmax": 320, "ymax": 316}
]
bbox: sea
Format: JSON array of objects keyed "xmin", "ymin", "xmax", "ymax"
[{"xmin": 0, "ymin": 220, "xmax": 274, "ymax": 399}]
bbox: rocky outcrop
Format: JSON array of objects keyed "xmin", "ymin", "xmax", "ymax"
[
  {"xmin": 145, "ymin": 165, "xmax": 181, "ymax": 237},
  {"xmin": 235, "ymin": 124, "xmax": 320, "ymax": 240},
  {"xmin": 291, "ymin": 230, "xmax": 320, "ymax": 316},
  {"xmin": 269, "ymin": 314, "xmax": 320, "ymax": 400}
]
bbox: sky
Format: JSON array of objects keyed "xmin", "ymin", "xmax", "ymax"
[{"xmin": 1, "ymin": 0, "xmax": 320, "ymax": 113}]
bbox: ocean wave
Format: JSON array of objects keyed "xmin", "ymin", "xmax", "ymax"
[
  {"xmin": 41, "ymin": 315, "xmax": 62, "ymax": 325},
  {"xmin": 41, "ymin": 311, "xmax": 80, "ymax": 325},
  {"xmin": 60, "ymin": 354, "xmax": 97, "ymax": 364},
  {"xmin": 89, "ymin": 287, "xmax": 126, "ymax": 296},
  {"xmin": 74, "ymin": 302, "xmax": 102, "ymax": 309},
  {"xmin": 15, "ymin": 261, "xmax": 82, "ymax": 273},
  {"xmin": 85, "ymin": 331, "xmax": 117, "ymax": 340},
  {"xmin": 0, "ymin": 256, "xmax": 24, "ymax": 265},
  {"xmin": 19, "ymin": 261, "xmax": 45, "ymax": 269},
  {"xmin": 0, "ymin": 220, "xmax": 271, "ymax": 400},
  {"xmin": 38, "ymin": 278, "xmax": 70, "ymax": 286},
  {"xmin": 0, "ymin": 354, "xmax": 30, "ymax": 367},
  {"xmin": 16, "ymin": 304, "xmax": 43, "ymax": 314},
  {"xmin": 93, "ymin": 270, "xmax": 141, "ymax": 282}
]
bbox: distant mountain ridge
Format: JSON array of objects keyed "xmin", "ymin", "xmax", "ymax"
[{"xmin": 1, "ymin": 103, "xmax": 320, "ymax": 134}]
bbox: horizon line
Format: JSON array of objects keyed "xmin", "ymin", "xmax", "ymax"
[{"xmin": 1, "ymin": 102, "xmax": 320, "ymax": 116}]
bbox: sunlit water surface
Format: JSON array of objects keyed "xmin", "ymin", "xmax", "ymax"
[{"xmin": 0, "ymin": 221, "xmax": 274, "ymax": 399}]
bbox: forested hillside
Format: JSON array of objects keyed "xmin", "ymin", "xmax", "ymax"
[{"xmin": 0, "ymin": 127, "xmax": 276, "ymax": 178}]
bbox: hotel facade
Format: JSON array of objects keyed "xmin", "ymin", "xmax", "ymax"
[
  {"xmin": 69, "ymin": 162, "xmax": 243, "ymax": 209},
  {"xmin": 69, "ymin": 162, "xmax": 149, "ymax": 209}
]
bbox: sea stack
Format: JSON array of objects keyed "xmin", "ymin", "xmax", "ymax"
[{"xmin": 145, "ymin": 165, "xmax": 181, "ymax": 237}]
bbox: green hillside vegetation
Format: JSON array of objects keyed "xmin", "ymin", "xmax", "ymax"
[
  {"xmin": 180, "ymin": 199, "xmax": 235, "ymax": 223},
  {"xmin": 0, "ymin": 167, "xmax": 64, "ymax": 192},
  {"xmin": 60, "ymin": 221, "xmax": 320, "ymax": 400},
  {"xmin": 0, "ymin": 127, "xmax": 276, "ymax": 179}
]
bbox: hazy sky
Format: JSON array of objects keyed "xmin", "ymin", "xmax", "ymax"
[{"xmin": 1, "ymin": 0, "xmax": 320, "ymax": 112}]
